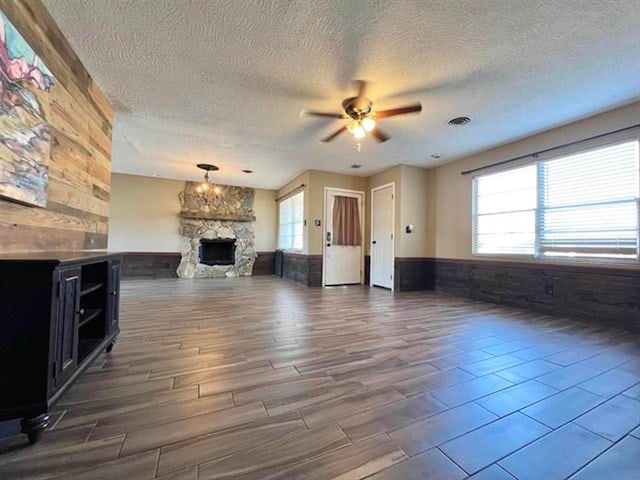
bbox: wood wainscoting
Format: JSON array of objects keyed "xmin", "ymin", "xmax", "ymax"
[
  {"xmin": 121, "ymin": 252, "xmax": 277, "ymax": 279},
  {"xmin": 253, "ymin": 251, "xmax": 276, "ymax": 276},
  {"xmin": 377, "ymin": 256, "xmax": 639, "ymax": 331},
  {"xmin": 434, "ymin": 258, "xmax": 640, "ymax": 332},
  {"xmin": 122, "ymin": 253, "xmax": 181, "ymax": 279},
  {"xmin": 282, "ymin": 252, "xmax": 322, "ymax": 287},
  {"xmin": 394, "ymin": 257, "xmax": 436, "ymax": 292},
  {"xmin": 0, "ymin": 1, "xmax": 113, "ymax": 253}
]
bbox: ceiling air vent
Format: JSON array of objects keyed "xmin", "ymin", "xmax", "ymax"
[{"xmin": 448, "ymin": 116, "xmax": 472, "ymax": 126}]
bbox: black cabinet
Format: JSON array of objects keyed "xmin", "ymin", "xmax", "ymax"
[{"xmin": 0, "ymin": 252, "xmax": 121, "ymax": 444}]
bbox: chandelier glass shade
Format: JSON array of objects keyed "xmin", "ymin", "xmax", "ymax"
[{"xmin": 346, "ymin": 115, "xmax": 376, "ymax": 139}]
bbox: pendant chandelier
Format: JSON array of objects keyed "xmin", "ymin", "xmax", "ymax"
[{"xmin": 196, "ymin": 163, "xmax": 221, "ymax": 196}]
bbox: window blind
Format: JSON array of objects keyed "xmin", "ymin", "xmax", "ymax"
[
  {"xmin": 473, "ymin": 165, "xmax": 537, "ymax": 255},
  {"xmin": 278, "ymin": 191, "xmax": 304, "ymax": 250},
  {"xmin": 472, "ymin": 137, "xmax": 640, "ymax": 262},
  {"xmin": 539, "ymin": 140, "xmax": 639, "ymax": 259}
]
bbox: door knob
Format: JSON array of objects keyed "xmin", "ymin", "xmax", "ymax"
[{"xmin": 372, "ymin": 240, "xmax": 377, "ymax": 244}]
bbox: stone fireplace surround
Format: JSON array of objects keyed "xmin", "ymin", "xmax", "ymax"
[{"xmin": 176, "ymin": 182, "xmax": 257, "ymax": 279}]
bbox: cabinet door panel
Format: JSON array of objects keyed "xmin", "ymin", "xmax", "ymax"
[
  {"xmin": 55, "ymin": 268, "xmax": 80, "ymax": 386},
  {"xmin": 108, "ymin": 260, "xmax": 121, "ymax": 333}
]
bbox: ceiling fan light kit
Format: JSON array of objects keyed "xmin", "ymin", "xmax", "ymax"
[{"xmin": 302, "ymin": 80, "xmax": 422, "ymax": 144}]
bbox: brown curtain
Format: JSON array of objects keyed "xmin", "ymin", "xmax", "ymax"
[{"xmin": 332, "ymin": 196, "xmax": 362, "ymax": 246}]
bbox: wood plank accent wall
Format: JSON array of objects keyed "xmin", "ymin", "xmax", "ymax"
[
  {"xmin": 434, "ymin": 258, "xmax": 640, "ymax": 332},
  {"xmin": 0, "ymin": 0, "xmax": 113, "ymax": 253}
]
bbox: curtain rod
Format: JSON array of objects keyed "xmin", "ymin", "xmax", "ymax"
[
  {"xmin": 461, "ymin": 122, "xmax": 640, "ymax": 176},
  {"xmin": 275, "ymin": 183, "xmax": 306, "ymax": 202}
]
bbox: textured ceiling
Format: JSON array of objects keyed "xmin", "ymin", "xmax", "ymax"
[{"xmin": 44, "ymin": 0, "xmax": 640, "ymax": 189}]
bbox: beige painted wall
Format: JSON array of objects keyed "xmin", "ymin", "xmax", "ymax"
[
  {"xmin": 275, "ymin": 170, "xmax": 368, "ymax": 255},
  {"xmin": 431, "ymin": 100, "xmax": 640, "ymax": 261},
  {"xmin": 277, "ymin": 166, "xmax": 432, "ymax": 258},
  {"xmin": 109, "ymin": 173, "xmax": 184, "ymax": 252},
  {"xmin": 307, "ymin": 170, "xmax": 367, "ymax": 256},
  {"xmin": 253, "ymin": 189, "xmax": 278, "ymax": 251},
  {"xmin": 365, "ymin": 165, "xmax": 432, "ymax": 258},
  {"xmin": 399, "ymin": 165, "xmax": 432, "ymax": 258},
  {"xmin": 109, "ymin": 173, "xmax": 278, "ymax": 252},
  {"xmin": 366, "ymin": 166, "xmax": 402, "ymax": 256}
]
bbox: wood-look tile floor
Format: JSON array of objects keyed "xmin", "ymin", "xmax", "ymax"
[{"xmin": 1, "ymin": 276, "xmax": 640, "ymax": 479}]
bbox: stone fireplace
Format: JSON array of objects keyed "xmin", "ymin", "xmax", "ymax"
[{"xmin": 176, "ymin": 182, "xmax": 256, "ymax": 278}]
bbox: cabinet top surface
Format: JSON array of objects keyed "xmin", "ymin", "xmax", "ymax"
[{"xmin": 0, "ymin": 251, "xmax": 122, "ymax": 264}]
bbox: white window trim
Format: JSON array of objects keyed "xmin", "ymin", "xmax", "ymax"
[{"xmin": 471, "ymin": 132, "xmax": 640, "ymax": 266}]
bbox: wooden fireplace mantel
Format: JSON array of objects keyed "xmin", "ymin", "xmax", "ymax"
[{"xmin": 179, "ymin": 212, "xmax": 256, "ymax": 222}]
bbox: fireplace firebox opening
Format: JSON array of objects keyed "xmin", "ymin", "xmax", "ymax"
[{"xmin": 199, "ymin": 238, "xmax": 236, "ymax": 266}]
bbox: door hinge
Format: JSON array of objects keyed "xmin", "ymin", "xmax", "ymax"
[
  {"xmin": 391, "ymin": 194, "xmax": 394, "ymax": 199},
  {"xmin": 56, "ymin": 281, "xmax": 62, "ymax": 298},
  {"xmin": 391, "ymin": 234, "xmax": 393, "ymax": 239}
]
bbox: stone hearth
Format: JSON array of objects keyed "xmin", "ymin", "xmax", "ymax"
[{"xmin": 176, "ymin": 182, "xmax": 256, "ymax": 279}]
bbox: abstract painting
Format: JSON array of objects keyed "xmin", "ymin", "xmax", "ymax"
[{"xmin": 0, "ymin": 10, "xmax": 54, "ymax": 207}]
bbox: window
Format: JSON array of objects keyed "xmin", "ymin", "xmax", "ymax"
[
  {"xmin": 474, "ymin": 165, "xmax": 537, "ymax": 255},
  {"xmin": 278, "ymin": 191, "xmax": 304, "ymax": 251},
  {"xmin": 473, "ymin": 138, "xmax": 640, "ymax": 262}
]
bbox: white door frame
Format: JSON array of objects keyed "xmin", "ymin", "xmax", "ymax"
[
  {"xmin": 370, "ymin": 182, "xmax": 395, "ymax": 291},
  {"xmin": 322, "ymin": 187, "xmax": 365, "ymax": 287}
]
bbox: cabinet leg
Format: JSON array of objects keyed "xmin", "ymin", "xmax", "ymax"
[
  {"xmin": 106, "ymin": 337, "xmax": 117, "ymax": 353},
  {"xmin": 21, "ymin": 414, "xmax": 49, "ymax": 444}
]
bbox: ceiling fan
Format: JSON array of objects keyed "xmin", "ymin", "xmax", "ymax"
[{"xmin": 301, "ymin": 81, "xmax": 422, "ymax": 143}]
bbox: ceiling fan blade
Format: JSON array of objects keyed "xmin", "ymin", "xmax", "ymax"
[
  {"xmin": 321, "ymin": 125, "xmax": 347, "ymax": 142},
  {"xmin": 300, "ymin": 109, "xmax": 343, "ymax": 119},
  {"xmin": 371, "ymin": 127, "xmax": 390, "ymax": 143},
  {"xmin": 376, "ymin": 103, "xmax": 422, "ymax": 119}
]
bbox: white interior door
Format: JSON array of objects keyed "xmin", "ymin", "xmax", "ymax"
[
  {"xmin": 324, "ymin": 189, "xmax": 363, "ymax": 286},
  {"xmin": 371, "ymin": 184, "xmax": 394, "ymax": 289}
]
